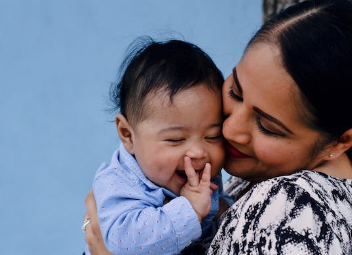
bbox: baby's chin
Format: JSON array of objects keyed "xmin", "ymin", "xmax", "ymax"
[{"xmin": 211, "ymin": 167, "xmax": 222, "ymax": 179}]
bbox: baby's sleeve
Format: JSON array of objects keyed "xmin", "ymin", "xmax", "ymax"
[
  {"xmin": 216, "ymin": 172, "xmax": 235, "ymax": 207},
  {"xmin": 93, "ymin": 169, "xmax": 201, "ymax": 255}
]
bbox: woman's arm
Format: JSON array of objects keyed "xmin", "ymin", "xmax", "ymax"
[{"xmin": 84, "ymin": 190, "xmax": 112, "ymax": 255}]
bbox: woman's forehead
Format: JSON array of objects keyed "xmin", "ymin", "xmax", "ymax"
[
  {"xmin": 235, "ymin": 44, "xmax": 311, "ymax": 131},
  {"xmin": 238, "ymin": 44, "xmax": 294, "ymax": 96}
]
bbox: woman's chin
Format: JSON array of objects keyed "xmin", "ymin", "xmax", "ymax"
[
  {"xmin": 224, "ymin": 168, "xmax": 245, "ymax": 179},
  {"xmin": 224, "ymin": 161, "xmax": 247, "ymax": 178}
]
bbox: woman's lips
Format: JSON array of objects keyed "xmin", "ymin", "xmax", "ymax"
[{"xmin": 226, "ymin": 142, "xmax": 251, "ymax": 159}]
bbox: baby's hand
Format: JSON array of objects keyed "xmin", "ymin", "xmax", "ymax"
[{"xmin": 180, "ymin": 156, "xmax": 218, "ymax": 223}]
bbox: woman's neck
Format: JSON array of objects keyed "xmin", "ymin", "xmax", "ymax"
[{"xmin": 314, "ymin": 153, "xmax": 352, "ymax": 179}]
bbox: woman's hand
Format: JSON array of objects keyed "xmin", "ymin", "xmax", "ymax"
[{"xmin": 84, "ymin": 190, "xmax": 112, "ymax": 255}]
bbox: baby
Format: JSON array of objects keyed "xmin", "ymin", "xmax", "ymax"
[{"xmin": 85, "ymin": 38, "xmax": 232, "ymax": 255}]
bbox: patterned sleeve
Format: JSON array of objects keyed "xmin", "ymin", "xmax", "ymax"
[
  {"xmin": 223, "ymin": 175, "xmax": 249, "ymax": 201},
  {"xmin": 208, "ymin": 178, "xmax": 341, "ymax": 255}
]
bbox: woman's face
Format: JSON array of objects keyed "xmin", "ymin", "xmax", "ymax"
[{"xmin": 222, "ymin": 43, "xmax": 327, "ymax": 182}]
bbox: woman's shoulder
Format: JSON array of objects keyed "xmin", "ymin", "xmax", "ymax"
[
  {"xmin": 223, "ymin": 170, "xmax": 348, "ymax": 201},
  {"xmin": 209, "ymin": 172, "xmax": 352, "ymax": 254},
  {"xmin": 233, "ymin": 170, "xmax": 352, "ymax": 217},
  {"xmin": 250, "ymin": 170, "xmax": 352, "ymax": 206}
]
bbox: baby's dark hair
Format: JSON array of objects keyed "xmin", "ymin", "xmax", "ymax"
[{"xmin": 110, "ymin": 37, "xmax": 224, "ymax": 125}]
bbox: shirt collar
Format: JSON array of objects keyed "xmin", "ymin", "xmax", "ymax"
[{"xmin": 113, "ymin": 143, "xmax": 177, "ymax": 198}]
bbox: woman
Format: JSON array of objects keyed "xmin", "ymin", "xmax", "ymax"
[{"xmin": 84, "ymin": 0, "xmax": 352, "ymax": 254}]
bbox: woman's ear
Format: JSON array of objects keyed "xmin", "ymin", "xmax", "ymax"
[
  {"xmin": 116, "ymin": 114, "xmax": 135, "ymax": 154},
  {"xmin": 327, "ymin": 128, "xmax": 352, "ymax": 159}
]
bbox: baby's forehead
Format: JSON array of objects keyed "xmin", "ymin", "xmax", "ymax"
[
  {"xmin": 139, "ymin": 89, "xmax": 182, "ymax": 120},
  {"xmin": 146, "ymin": 85, "xmax": 220, "ymax": 107},
  {"xmin": 145, "ymin": 85, "xmax": 219, "ymax": 113}
]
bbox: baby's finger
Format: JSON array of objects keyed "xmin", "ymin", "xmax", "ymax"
[
  {"xmin": 184, "ymin": 156, "xmax": 199, "ymax": 187},
  {"xmin": 200, "ymin": 163, "xmax": 211, "ymax": 186},
  {"xmin": 210, "ymin": 182, "xmax": 219, "ymax": 190}
]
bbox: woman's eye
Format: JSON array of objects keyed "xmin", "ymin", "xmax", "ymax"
[
  {"xmin": 228, "ymin": 89, "xmax": 243, "ymax": 102},
  {"xmin": 256, "ymin": 117, "xmax": 284, "ymax": 137}
]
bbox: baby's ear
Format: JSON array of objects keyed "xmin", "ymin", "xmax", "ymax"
[{"xmin": 116, "ymin": 114, "xmax": 135, "ymax": 154}]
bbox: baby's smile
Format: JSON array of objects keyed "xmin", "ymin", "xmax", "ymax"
[
  {"xmin": 176, "ymin": 170, "xmax": 187, "ymax": 181},
  {"xmin": 176, "ymin": 169, "xmax": 204, "ymax": 181}
]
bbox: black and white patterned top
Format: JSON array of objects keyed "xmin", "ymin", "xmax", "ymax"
[{"xmin": 208, "ymin": 170, "xmax": 352, "ymax": 255}]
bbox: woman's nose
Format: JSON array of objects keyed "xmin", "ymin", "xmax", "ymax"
[{"xmin": 223, "ymin": 106, "xmax": 251, "ymax": 145}]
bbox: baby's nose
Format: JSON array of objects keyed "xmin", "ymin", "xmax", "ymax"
[{"xmin": 185, "ymin": 144, "xmax": 207, "ymax": 160}]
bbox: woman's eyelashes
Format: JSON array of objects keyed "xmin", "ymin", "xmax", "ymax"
[
  {"xmin": 228, "ymin": 89, "xmax": 243, "ymax": 102},
  {"xmin": 228, "ymin": 78, "xmax": 243, "ymax": 101},
  {"xmin": 256, "ymin": 117, "xmax": 285, "ymax": 137}
]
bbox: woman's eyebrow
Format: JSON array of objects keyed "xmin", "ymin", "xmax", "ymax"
[
  {"xmin": 253, "ymin": 107, "xmax": 294, "ymax": 135},
  {"xmin": 232, "ymin": 67, "xmax": 243, "ymax": 95}
]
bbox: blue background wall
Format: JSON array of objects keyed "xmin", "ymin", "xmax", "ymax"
[{"xmin": 0, "ymin": 1, "xmax": 261, "ymax": 254}]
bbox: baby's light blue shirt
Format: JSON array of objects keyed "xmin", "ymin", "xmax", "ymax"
[{"xmin": 85, "ymin": 143, "xmax": 231, "ymax": 255}]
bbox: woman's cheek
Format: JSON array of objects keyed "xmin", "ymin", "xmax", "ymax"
[
  {"xmin": 255, "ymin": 141, "xmax": 288, "ymax": 165},
  {"xmin": 258, "ymin": 144, "xmax": 301, "ymax": 177}
]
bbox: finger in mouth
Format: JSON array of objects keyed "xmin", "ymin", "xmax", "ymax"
[{"xmin": 176, "ymin": 170, "xmax": 204, "ymax": 180}]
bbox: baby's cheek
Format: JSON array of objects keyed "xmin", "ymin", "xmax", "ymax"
[
  {"xmin": 164, "ymin": 154, "xmax": 177, "ymax": 165},
  {"xmin": 161, "ymin": 154, "xmax": 182, "ymax": 172},
  {"xmin": 210, "ymin": 162, "xmax": 223, "ymax": 178},
  {"xmin": 211, "ymin": 168, "xmax": 221, "ymax": 179},
  {"xmin": 211, "ymin": 148, "xmax": 226, "ymax": 177}
]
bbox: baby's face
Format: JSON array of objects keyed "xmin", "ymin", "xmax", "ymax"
[{"xmin": 131, "ymin": 85, "xmax": 225, "ymax": 196}]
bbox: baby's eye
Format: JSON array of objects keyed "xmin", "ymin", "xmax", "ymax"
[
  {"xmin": 165, "ymin": 138, "xmax": 185, "ymax": 144},
  {"xmin": 205, "ymin": 135, "xmax": 222, "ymax": 141}
]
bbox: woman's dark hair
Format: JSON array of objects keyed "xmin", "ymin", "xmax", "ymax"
[
  {"xmin": 110, "ymin": 37, "xmax": 224, "ymax": 125},
  {"xmin": 247, "ymin": 0, "xmax": 352, "ymax": 160}
]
